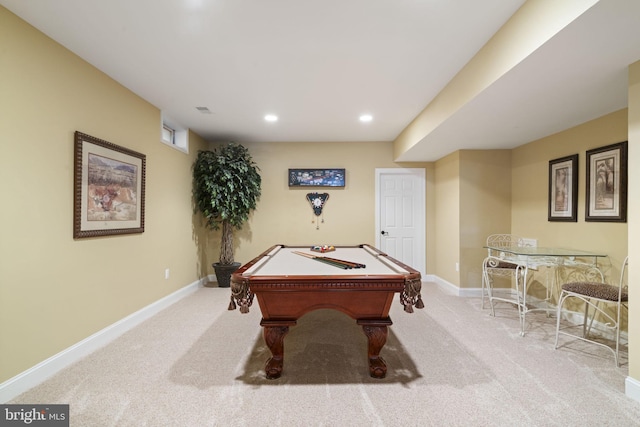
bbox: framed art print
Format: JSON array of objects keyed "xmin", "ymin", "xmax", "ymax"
[
  {"xmin": 585, "ymin": 141, "xmax": 627, "ymax": 222},
  {"xmin": 548, "ymin": 154, "xmax": 578, "ymax": 222},
  {"xmin": 288, "ymin": 168, "xmax": 345, "ymax": 187},
  {"xmin": 73, "ymin": 131, "xmax": 146, "ymax": 238}
]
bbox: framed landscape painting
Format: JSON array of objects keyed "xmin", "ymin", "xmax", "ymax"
[
  {"xmin": 585, "ymin": 141, "xmax": 627, "ymax": 222},
  {"xmin": 548, "ymin": 154, "xmax": 578, "ymax": 222},
  {"xmin": 73, "ymin": 131, "xmax": 146, "ymax": 238}
]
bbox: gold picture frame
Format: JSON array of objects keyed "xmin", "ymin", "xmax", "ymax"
[{"xmin": 73, "ymin": 131, "xmax": 146, "ymax": 238}]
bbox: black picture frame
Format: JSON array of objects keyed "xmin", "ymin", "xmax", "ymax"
[
  {"xmin": 288, "ymin": 168, "xmax": 345, "ymax": 187},
  {"xmin": 585, "ymin": 141, "xmax": 627, "ymax": 222},
  {"xmin": 548, "ymin": 154, "xmax": 578, "ymax": 222},
  {"xmin": 74, "ymin": 131, "xmax": 146, "ymax": 238}
]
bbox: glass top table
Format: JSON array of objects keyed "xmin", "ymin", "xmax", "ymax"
[
  {"xmin": 483, "ymin": 245, "xmax": 608, "ymax": 336},
  {"xmin": 484, "ymin": 246, "xmax": 608, "ymax": 258}
]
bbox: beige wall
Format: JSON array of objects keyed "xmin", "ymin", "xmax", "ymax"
[
  {"xmin": 433, "ymin": 149, "xmax": 512, "ymax": 290},
  {"xmin": 460, "ymin": 150, "xmax": 512, "ymax": 288},
  {"xmin": 201, "ymin": 140, "xmax": 428, "ymax": 270},
  {"xmin": 628, "ymin": 61, "xmax": 640, "ymax": 382},
  {"xmin": 433, "ymin": 152, "xmax": 461, "ymax": 285},
  {"xmin": 0, "ymin": 8, "xmax": 208, "ymax": 382},
  {"xmin": 511, "ymin": 109, "xmax": 628, "ymax": 265}
]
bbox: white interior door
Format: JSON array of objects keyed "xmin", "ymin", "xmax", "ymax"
[{"xmin": 375, "ymin": 168, "xmax": 425, "ymax": 277}]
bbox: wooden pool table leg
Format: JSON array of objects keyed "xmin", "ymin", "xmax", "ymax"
[
  {"xmin": 358, "ymin": 318, "xmax": 393, "ymax": 379},
  {"xmin": 261, "ymin": 319, "xmax": 297, "ymax": 379}
]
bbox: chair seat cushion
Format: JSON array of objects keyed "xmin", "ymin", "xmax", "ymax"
[
  {"xmin": 486, "ymin": 259, "xmax": 518, "ymax": 269},
  {"xmin": 562, "ymin": 281, "xmax": 628, "ymax": 302}
]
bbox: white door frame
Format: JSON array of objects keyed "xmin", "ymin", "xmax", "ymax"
[{"xmin": 375, "ymin": 168, "xmax": 426, "ymax": 277}]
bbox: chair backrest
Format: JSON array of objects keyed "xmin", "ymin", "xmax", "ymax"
[
  {"xmin": 486, "ymin": 234, "xmax": 523, "ymax": 247},
  {"xmin": 562, "ymin": 264, "xmax": 605, "ymax": 284},
  {"xmin": 618, "ymin": 256, "xmax": 629, "ymax": 300},
  {"xmin": 564, "ymin": 256, "xmax": 628, "ymax": 302},
  {"xmin": 486, "ymin": 234, "xmax": 523, "ymax": 258}
]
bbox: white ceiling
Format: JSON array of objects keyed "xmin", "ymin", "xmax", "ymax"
[{"xmin": 3, "ymin": 0, "xmax": 640, "ymax": 161}]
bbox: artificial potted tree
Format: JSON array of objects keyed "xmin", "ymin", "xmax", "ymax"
[{"xmin": 192, "ymin": 142, "xmax": 261, "ymax": 287}]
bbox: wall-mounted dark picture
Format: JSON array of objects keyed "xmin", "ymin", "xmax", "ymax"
[
  {"xmin": 288, "ymin": 168, "xmax": 345, "ymax": 187},
  {"xmin": 585, "ymin": 141, "xmax": 627, "ymax": 222},
  {"xmin": 548, "ymin": 154, "xmax": 578, "ymax": 222},
  {"xmin": 74, "ymin": 131, "xmax": 146, "ymax": 238}
]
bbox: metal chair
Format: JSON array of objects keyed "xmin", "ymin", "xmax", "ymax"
[
  {"xmin": 481, "ymin": 234, "xmax": 522, "ymax": 306},
  {"xmin": 554, "ymin": 257, "xmax": 628, "ymax": 366},
  {"xmin": 482, "ymin": 234, "xmax": 547, "ymax": 335},
  {"xmin": 482, "ymin": 255, "xmax": 528, "ymax": 331},
  {"xmin": 482, "ymin": 235, "xmax": 532, "ymax": 331},
  {"xmin": 482, "ymin": 234, "xmax": 535, "ymax": 309}
]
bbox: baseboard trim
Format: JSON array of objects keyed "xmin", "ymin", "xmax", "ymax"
[
  {"xmin": 626, "ymin": 376, "xmax": 640, "ymax": 403},
  {"xmin": 427, "ymin": 274, "xmax": 461, "ymax": 295},
  {"xmin": 0, "ymin": 279, "xmax": 204, "ymax": 403}
]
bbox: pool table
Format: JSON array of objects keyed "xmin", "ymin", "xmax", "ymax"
[{"xmin": 229, "ymin": 244, "xmax": 423, "ymax": 379}]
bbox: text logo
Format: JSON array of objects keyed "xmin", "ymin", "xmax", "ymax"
[{"xmin": 1, "ymin": 405, "xmax": 69, "ymax": 426}]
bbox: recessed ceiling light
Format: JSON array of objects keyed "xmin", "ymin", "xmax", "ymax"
[
  {"xmin": 264, "ymin": 114, "xmax": 278, "ymax": 122},
  {"xmin": 359, "ymin": 114, "xmax": 373, "ymax": 122}
]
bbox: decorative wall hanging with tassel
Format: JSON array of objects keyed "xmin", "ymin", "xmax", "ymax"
[{"xmin": 306, "ymin": 192, "xmax": 329, "ymax": 230}]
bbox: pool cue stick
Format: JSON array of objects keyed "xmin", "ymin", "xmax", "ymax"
[
  {"xmin": 322, "ymin": 256, "xmax": 366, "ymax": 269},
  {"xmin": 292, "ymin": 251, "xmax": 349, "ymax": 269},
  {"xmin": 293, "ymin": 251, "xmax": 363, "ymax": 269},
  {"xmin": 292, "ymin": 251, "xmax": 350, "ymax": 269},
  {"xmin": 294, "ymin": 252, "xmax": 349, "ymax": 269},
  {"xmin": 312, "ymin": 254, "xmax": 364, "ymax": 269}
]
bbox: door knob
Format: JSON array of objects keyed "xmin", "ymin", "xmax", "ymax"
[{"xmin": 381, "ymin": 230, "xmax": 389, "ymax": 236}]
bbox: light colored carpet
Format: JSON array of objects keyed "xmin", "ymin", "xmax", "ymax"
[{"xmin": 10, "ymin": 283, "xmax": 640, "ymax": 426}]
